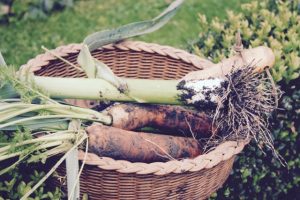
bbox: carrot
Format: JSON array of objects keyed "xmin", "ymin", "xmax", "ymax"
[
  {"xmin": 87, "ymin": 123, "xmax": 202, "ymax": 163},
  {"xmin": 106, "ymin": 103, "xmax": 213, "ymax": 139}
]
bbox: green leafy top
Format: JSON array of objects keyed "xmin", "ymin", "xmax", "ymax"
[
  {"xmin": 0, "ymin": 65, "xmax": 53, "ymax": 104},
  {"xmin": 83, "ymin": 0, "xmax": 184, "ymax": 51}
]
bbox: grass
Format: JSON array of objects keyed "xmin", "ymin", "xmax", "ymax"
[{"xmin": 0, "ymin": 0, "xmax": 249, "ymax": 67}]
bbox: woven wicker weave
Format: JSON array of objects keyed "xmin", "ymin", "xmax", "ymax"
[{"xmin": 21, "ymin": 41, "xmax": 247, "ymax": 200}]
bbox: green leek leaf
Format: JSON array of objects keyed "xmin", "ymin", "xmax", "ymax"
[
  {"xmin": 83, "ymin": 0, "xmax": 184, "ymax": 51},
  {"xmin": 77, "ymin": 44, "xmax": 96, "ymax": 78}
]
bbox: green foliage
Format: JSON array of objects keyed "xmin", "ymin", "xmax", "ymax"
[
  {"xmin": 0, "ymin": 128, "xmax": 61, "ymax": 199},
  {"xmin": 0, "ymin": 167, "xmax": 61, "ymax": 199},
  {"xmin": 0, "ymin": 0, "xmax": 250, "ymax": 66},
  {"xmin": 0, "ymin": 65, "xmax": 51, "ymax": 103},
  {"xmin": 192, "ymin": 0, "xmax": 300, "ymax": 199},
  {"xmin": 193, "ymin": 0, "xmax": 300, "ymax": 83},
  {"xmin": 0, "ymin": 0, "xmax": 74, "ymax": 24}
]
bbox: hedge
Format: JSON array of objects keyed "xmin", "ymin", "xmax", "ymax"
[{"xmin": 191, "ymin": 0, "xmax": 300, "ymax": 199}]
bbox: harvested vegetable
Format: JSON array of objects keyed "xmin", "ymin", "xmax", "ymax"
[
  {"xmin": 106, "ymin": 103, "xmax": 213, "ymax": 138},
  {"xmin": 14, "ymin": 45, "xmax": 275, "ymax": 105},
  {"xmin": 87, "ymin": 123, "xmax": 202, "ymax": 162}
]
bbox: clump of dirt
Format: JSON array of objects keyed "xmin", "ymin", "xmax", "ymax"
[{"xmin": 177, "ymin": 78, "xmax": 227, "ymax": 110}]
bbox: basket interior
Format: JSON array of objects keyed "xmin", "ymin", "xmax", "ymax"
[{"xmin": 34, "ymin": 48, "xmax": 199, "ymax": 79}]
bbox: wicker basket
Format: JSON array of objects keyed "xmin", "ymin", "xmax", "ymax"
[{"xmin": 21, "ymin": 41, "xmax": 247, "ymax": 200}]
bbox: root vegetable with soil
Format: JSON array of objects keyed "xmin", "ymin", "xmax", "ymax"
[
  {"xmin": 106, "ymin": 103, "xmax": 213, "ymax": 139},
  {"xmin": 87, "ymin": 123, "xmax": 202, "ymax": 162}
]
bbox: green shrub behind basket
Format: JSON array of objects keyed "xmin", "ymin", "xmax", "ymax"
[
  {"xmin": 210, "ymin": 80, "xmax": 300, "ymax": 200},
  {"xmin": 191, "ymin": 0, "xmax": 300, "ymax": 199},
  {"xmin": 193, "ymin": 0, "xmax": 299, "ymax": 83}
]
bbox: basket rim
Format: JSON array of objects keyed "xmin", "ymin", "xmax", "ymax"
[
  {"xmin": 20, "ymin": 40, "xmax": 212, "ymax": 72},
  {"xmin": 77, "ymin": 140, "xmax": 248, "ymax": 175},
  {"xmin": 21, "ymin": 40, "xmax": 249, "ymax": 175}
]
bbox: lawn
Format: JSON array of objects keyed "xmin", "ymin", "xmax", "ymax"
[{"xmin": 0, "ymin": 0, "xmax": 249, "ymax": 66}]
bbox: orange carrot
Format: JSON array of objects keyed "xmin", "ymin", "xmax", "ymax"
[
  {"xmin": 107, "ymin": 103, "xmax": 213, "ymax": 139},
  {"xmin": 87, "ymin": 123, "xmax": 202, "ymax": 163}
]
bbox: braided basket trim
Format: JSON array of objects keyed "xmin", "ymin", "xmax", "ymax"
[
  {"xmin": 77, "ymin": 140, "xmax": 247, "ymax": 175},
  {"xmin": 21, "ymin": 41, "xmax": 213, "ymax": 71},
  {"xmin": 21, "ymin": 41, "xmax": 248, "ymax": 175}
]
